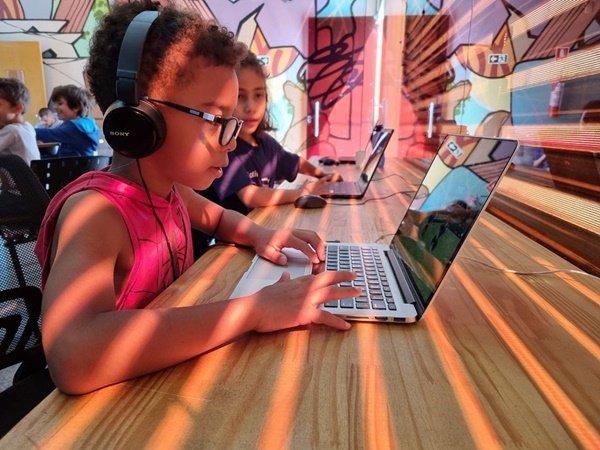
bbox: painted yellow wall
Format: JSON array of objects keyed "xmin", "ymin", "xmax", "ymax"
[{"xmin": 0, "ymin": 41, "xmax": 47, "ymax": 124}]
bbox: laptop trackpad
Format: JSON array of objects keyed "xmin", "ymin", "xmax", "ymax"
[
  {"xmin": 229, "ymin": 248, "xmax": 312, "ymax": 298},
  {"xmin": 248, "ymin": 248, "xmax": 311, "ymax": 279}
]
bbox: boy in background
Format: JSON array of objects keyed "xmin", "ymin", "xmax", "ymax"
[
  {"xmin": 0, "ymin": 77, "xmax": 40, "ymax": 164},
  {"xmin": 35, "ymin": 84, "xmax": 100, "ymax": 157},
  {"xmin": 35, "ymin": 107, "xmax": 63, "ymax": 129}
]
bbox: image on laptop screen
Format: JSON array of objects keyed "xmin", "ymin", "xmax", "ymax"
[{"xmin": 390, "ymin": 135, "xmax": 518, "ymax": 311}]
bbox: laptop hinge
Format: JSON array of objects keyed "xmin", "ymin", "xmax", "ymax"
[{"xmin": 384, "ymin": 249, "xmax": 426, "ymax": 316}]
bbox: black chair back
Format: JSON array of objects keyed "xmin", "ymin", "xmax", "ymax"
[
  {"xmin": 0, "ymin": 156, "xmax": 55, "ymax": 434},
  {"xmin": 0, "ymin": 285, "xmax": 53, "ymax": 439},
  {"xmin": 0, "ymin": 286, "xmax": 43, "ymax": 372},
  {"xmin": 30, "ymin": 155, "xmax": 111, "ymax": 198},
  {"xmin": 0, "ymin": 155, "xmax": 50, "ymax": 290}
]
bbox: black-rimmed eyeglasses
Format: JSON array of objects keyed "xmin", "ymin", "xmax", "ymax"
[{"xmin": 144, "ymin": 97, "xmax": 243, "ymax": 147}]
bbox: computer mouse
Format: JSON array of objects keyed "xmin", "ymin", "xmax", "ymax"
[
  {"xmin": 294, "ymin": 194, "xmax": 327, "ymax": 209},
  {"xmin": 319, "ymin": 157, "xmax": 339, "ymax": 166}
]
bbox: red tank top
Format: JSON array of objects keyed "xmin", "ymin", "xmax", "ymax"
[{"xmin": 35, "ymin": 169, "xmax": 194, "ymax": 309}]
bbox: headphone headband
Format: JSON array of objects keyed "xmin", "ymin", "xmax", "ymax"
[
  {"xmin": 115, "ymin": 10, "xmax": 159, "ymax": 105},
  {"xmin": 103, "ymin": 9, "xmax": 166, "ymax": 158}
]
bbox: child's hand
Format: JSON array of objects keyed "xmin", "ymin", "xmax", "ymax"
[
  {"xmin": 253, "ymin": 228, "xmax": 326, "ymax": 264},
  {"xmin": 250, "ymin": 270, "xmax": 359, "ymax": 332},
  {"xmin": 327, "ymin": 172, "xmax": 343, "ymax": 182},
  {"xmin": 301, "ymin": 175, "xmax": 336, "ymax": 196}
]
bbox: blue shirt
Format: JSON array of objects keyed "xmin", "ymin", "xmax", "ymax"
[
  {"xmin": 201, "ymin": 133, "xmax": 300, "ymax": 215},
  {"xmin": 35, "ymin": 117, "xmax": 100, "ymax": 157}
]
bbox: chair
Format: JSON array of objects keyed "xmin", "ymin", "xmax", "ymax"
[
  {"xmin": 0, "ymin": 155, "xmax": 50, "ymax": 290},
  {"xmin": 0, "ymin": 286, "xmax": 45, "ymax": 376},
  {"xmin": 0, "ymin": 156, "xmax": 55, "ymax": 436},
  {"xmin": 30, "ymin": 155, "xmax": 111, "ymax": 198},
  {"xmin": 0, "ymin": 155, "xmax": 50, "ymax": 375},
  {"xmin": 0, "ymin": 286, "xmax": 55, "ymax": 438}
]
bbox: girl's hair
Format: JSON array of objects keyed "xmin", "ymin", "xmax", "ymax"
[
  {"xmin": 238, "ymin": 52, "xmax": 275, "ymax": 138},
  {"xmin": 0, "ymin": 77, "xmax": 30, "ymax": 113},
  {"xmin": 49, "ymin": 85, "xmax": 95, "ymax": 117},
  {"xmin": 86, "ymin": 0, "xmax": 247, "ymax": 113}
]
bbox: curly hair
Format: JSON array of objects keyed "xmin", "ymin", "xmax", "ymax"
[
  {"xmin": 86, "ymin": 0, "xmax": 248, "ymax": 113},
  {"xmin": 49, "ymin": 85, "xmax": 95, "ymax": 117},
  {"xmin": 0, "ymin": 77, "xmax": 30, "ymax": 114},
  {"xmin": 238, "ymin": 51, "xmax": 276, "ymax": 138}
]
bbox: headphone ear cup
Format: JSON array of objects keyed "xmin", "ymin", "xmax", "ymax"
[{"xmin": 103, "ymin": 99, "xmax": 166, "ymax": 158}]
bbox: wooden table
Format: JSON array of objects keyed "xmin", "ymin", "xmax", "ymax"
[{"xmin": 2, "ymin": 159, "xmax": 599, "ymax": 449}]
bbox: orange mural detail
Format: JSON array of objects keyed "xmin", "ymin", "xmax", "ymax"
[
  {"xmin": 54, "ymin": 0, "xmax": 95, "ymax": 33},
  {"xmin": 455, "ymin": 24, "xmax": 515, "ymax": 78},
  {"xmin": 0, "ymin": 0, "xmax": 24, "ymax": 19},
  {"xmin": 250, "ymin": 25, "xmax": 299, "ymax": 78}
]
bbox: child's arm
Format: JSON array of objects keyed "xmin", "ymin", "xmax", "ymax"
[
  {"xmin": 42, "ymin": 190, "xmax": 357, "ymax": 394},
  {"xmin": 179, "ymin": 185, "xmax": 326, "ymax": 264},
  {"xmin": 35, "ymin": 121, "xmax": 76, "ymax": 143},
  {"xmin": 234, "ymin": 179, "xmax": 335, "ymax": 209}
]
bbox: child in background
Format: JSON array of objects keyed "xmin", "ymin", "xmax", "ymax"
[
  {"xmin": 35, "ymin": 107, "xmax": 63, "ymax": 129},
  {"xmin": 35, "ymin": 84, "xmax": 100, "ymax": 157},
  {"xmin": 0, "ymin": 77, "xmax": 40, "ymax": 165},
  {"xmin": 200, "ymin": 52, "xmax": 343, "ymax": 216},
  {"xmin": 36, "ymin": 0, "xmax": 358, "ymax": 395}
]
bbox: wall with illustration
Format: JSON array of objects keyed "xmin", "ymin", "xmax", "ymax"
[
  {"xmin": 398, "ymin": 0, "xmax": 600, "ymax": 162},
  {"xmin": 2, "ymin": 0, "xmax": 598, "ymax": 160},
  {"xmin": 0, "ymin": 0, "xmax": 394, "ymax": 157}
]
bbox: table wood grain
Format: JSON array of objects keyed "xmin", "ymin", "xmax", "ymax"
[{"xmin": 2, "ymin": 159, "xmax": 599, "ymax": 449}]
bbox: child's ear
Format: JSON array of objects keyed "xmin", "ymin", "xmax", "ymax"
[{"xmin": 14, "ymin": 103, "xmax": 25, "ymax": 115}]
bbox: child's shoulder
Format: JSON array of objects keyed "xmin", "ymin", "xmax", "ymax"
[
  {"xmin": 1, "ymin": 121, "xmax": 34, "ymax": 135},
  {"xmin": 48, "ymin": 172, "xmax": 151, "ymax": 235},
  {"xmin": 258, "ymin": 133, "xmax": 288, "ymax": 155}
]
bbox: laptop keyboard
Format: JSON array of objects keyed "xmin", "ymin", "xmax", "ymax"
[{"xmin": 323, "ymin": 245, "xmax": 397, "ymax": 311}]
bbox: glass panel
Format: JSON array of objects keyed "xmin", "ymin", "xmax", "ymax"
[
  {"xmin": 393, "ymin": 0, "xmax": 600, "ymax": 275},
  {"xmin": 398, "ymin": 3, "xmax": 471, "ymax": 158},
  {"xmin": 306, "ymin": 1, "xmax": 378, "ymax": 161}
]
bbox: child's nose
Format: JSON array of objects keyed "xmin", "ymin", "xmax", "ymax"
[{"xmin": 220, "ymin": 136, "xmax": 237, "ymax": 153}]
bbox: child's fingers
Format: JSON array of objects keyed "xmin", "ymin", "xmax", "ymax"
[
  {"xmin": 310, "ymin": 309, "xmax": 351, "ymax": 330},
  {"xmin": 296, "ymin": 271, "xmax": 360, "ymax": 301}
]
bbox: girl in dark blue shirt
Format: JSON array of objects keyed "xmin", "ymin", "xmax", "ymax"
[{"xmin": 201, "ymin": 52, "xmax": 342, "ymax": 216}]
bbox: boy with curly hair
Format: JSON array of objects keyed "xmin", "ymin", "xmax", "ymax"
[{"xmin": 36, "ymin": 0, "xmax": 358, "ymax": 395}]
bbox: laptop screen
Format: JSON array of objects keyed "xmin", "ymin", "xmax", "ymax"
[
  {"xmin": 389, "ymin": 135, "xmax": 519, "ymax": 310},
  {"xmin": 357, "ymin": 128, "xmax": 394, "ymax": 188}
]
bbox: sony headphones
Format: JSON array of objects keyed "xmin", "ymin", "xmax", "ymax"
[{"xmin": 102, "ymin": 10, "xmax": 166, "ymax": 158}]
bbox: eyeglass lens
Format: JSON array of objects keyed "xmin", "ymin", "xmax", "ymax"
[{"xmin": 221, "ymin": 118, "xmax": 241, "ymax": 146}]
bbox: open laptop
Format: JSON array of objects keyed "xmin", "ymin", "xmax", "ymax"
[
  {"xmin": 321, "ymin": 128, "xmax": 394, "ymax": 199},
  {"xmin": 230, "ymin": 134, "xmax": 519, "ymax": 323}
]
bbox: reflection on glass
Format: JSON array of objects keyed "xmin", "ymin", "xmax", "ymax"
[
  {"xmin": 512, "ymin": 145, "xmax": 549, "ymax": 170},
  {"xmin": 390, "ymin": 135, "xmax": 517, "ymax": 306},
  {"xmin": 357, "ymin": 128, "xmax": 393, "ymax": 185}
]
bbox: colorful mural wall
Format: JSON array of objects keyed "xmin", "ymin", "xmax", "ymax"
[
  {"xmin": 1, "ymin": 0, "xmax": 599, "ymax": 167},
  {"xmin": 0, "ymin": 0, "xmax": 376, "ymax": 156},
  {"xmin": 398, "ymin": 0, "xmax": 600, "ymax": 163}
]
